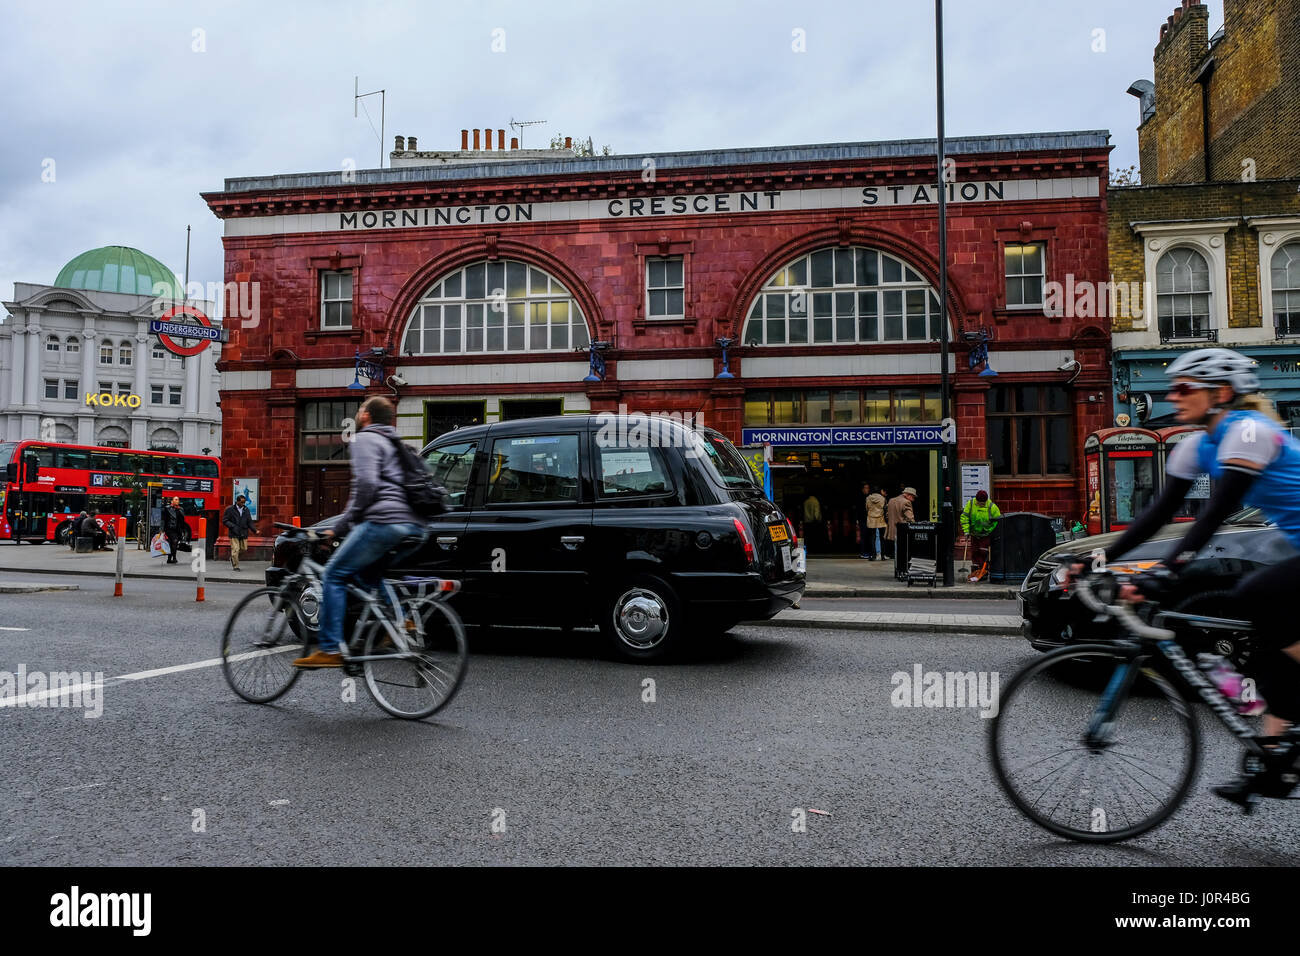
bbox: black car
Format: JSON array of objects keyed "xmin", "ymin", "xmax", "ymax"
[
  {"xmin": 268, "ymin": 414, "xmax": 805, "ymax": 661},
  {"xmin": 1018, "ymin": 508, "xmax": 1295, "ymax": 652}
]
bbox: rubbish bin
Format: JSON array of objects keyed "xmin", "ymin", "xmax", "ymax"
[
  {"xmin": 989, "ymin": 512, "xmax": 1058, "ymax": 582},
  {"xmin": 893, "ymin": 523, "xmax": 911, "ymax": 581}
]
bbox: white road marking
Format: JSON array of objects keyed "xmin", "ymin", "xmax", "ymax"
[
  {"xmin": 0, "ymin": 645, "xmax": 299, "ymax": 709},
  {"xmin": 54, "ymin": 782, "xmax": 107, "ymax": 792},
  {"xmin": 0, "ymin": 626, "xmax": 30, "ymax": 631}
]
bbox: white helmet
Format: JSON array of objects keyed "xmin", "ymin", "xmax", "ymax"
[{"xmin": 1165, "ymin": 347, "xmax": 1260, "ymax": 394}]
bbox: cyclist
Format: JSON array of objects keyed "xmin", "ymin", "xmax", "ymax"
[
  {"xmin": 293, "ymin": 396, "xmax": 427, "ymax": 669},
  {"xmin": 1100, "ymin": 347, "xmax": 1300, "ymax": 809}
]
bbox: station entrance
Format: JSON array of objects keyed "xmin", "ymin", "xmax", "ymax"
[{"xmin": 769, "ymin": 446, "xmax": 938, "ymax": 555}]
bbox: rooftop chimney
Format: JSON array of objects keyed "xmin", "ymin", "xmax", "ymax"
[
  {"xmin": 510, "ymin": 136, "xmax": 519, "ymax": 150},
  {"xmin": 473, "ymin": 129, "xmax": 481, "ymax": 150},
  {"xmin": 394, "ymin": 135, "xmax": 405, "ymax": 151},
  {"xmin": 407, "ymin": 135, "xmax": 417, "ymax": 151},
  {"xmin": 564, "ymin": 136, "xmax": 572, "ymax": 150},
  {"xmin": 484, "ymin": 127, "xmax": 492, "ymax": 150},
  {"xmin": 461, "ymin": 129, "xmax": 469, "ymax": 150},
  {"xmin": 498, "ymin": 129, "xmax": 505, "ymax": 150}
]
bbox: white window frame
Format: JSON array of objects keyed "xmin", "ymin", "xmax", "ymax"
[
  {"xmin": 118, "ymin": 342, "xmax": 132, "ymax": 366},
  {"xmin": 44, "ymin": 378, "xmax": 59, "ymax": 399},
  {"xmin": 99, "ymin": 343, "xmax": 115, "ymax": 365},
  {"xmin": 1120, "ymin": 221, "xmax": 1234, "ymax": 350},
  {"xmin": 152, "ymin": 343, "xmax": 166, "ymax": 360},
  {"xmin": 645, "ymin": 256, "xmax": 685, "ymax": 319},
  {"xmin": 320, "ymin": 270, "xmax": 353, "ymax": 330},
  {"xmin": 168, "ymin": 385, "xmax": 182, "ymax": 406},
  {"xmin": 46, "ymin": 335, "xmax": 61, "ymax": 354},
  {"xmin": 1003, "ymin": 241, "xmax": 1047, "ymax": 309},
  {"xmin": 151, "ymin": 384, "xmax": 164, "ymax": 404},
  {"xmin": 65, "ymin": 336, "xmax": 80, "ymax": 355},
  {"xmin": 63, "ymin": 379, "xmax": 79, "ymax": 400},
  {"xmin": 1250, "ymin": 218, "xmax": 1300, "ymax": 341}
]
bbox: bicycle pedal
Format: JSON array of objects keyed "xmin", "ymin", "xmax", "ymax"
[{"xmin": 342, "ymin": 662, "xmax": 362, "ymax": 677}]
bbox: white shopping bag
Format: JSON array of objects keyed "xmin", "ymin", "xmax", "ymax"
[{"xmin": 150, "ymin": 533, "xmax": 172, "ymax": 558}]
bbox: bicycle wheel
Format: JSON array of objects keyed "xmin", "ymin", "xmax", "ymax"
[
  {"xmin": 990, "ymin": 644, "xmax": 1200, "ymax": 843},
  {"xmin": 361, "ymin": 599, "xmax": 468, "ymax": 719},
  {"xmin": 221, "ymin": 587, "xmax": 307, "ymax": 704}
]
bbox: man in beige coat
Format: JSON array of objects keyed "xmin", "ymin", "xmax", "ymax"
[
  {"xmin": 884, "ymin": 487, "xmax": 916, "ymax": 558},
  {"xmin": 862, "ymin": 484, "xmax": 887, "ymax": 560}
]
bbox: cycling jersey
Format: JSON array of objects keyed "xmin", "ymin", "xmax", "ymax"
[{"xmin": 1166, "ymin": 410, "xmax": 1300, "ymax": 551}]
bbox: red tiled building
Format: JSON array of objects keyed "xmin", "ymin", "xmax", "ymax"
[{"xmin": 203, "ymin": 130, "xmax": 1112, "ymax": 552}]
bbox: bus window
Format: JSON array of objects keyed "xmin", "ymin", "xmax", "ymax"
[
  {"xmin": 178, "ymin": 498, "xmax": 204, "ymax": 516},
  {"xmin": 0, "ymin": 442, "xmax": 16, "ymax": 465},
  {"xmin": 88, "ymin": 495, "xmax": 121, "ymax": 514},
  {"xmin": 195, "ymin": 460, "xmax": 218, "ymax": 478},
  {"xmin": 91, "ymin": 451, "xmax": 122, "ymax": 472},
  {"xmin": 170, "ymin": 458, "xmax": 192, "ymax": 477},
  {"xmin": 29, "ymin": 445, "xmax": 55, "ymax": 468},
  {"xmin": 56, "ymin": 448, "xmax": 89, "ymax": 469}
]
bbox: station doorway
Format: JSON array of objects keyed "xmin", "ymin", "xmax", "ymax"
[{"xmin": 770, "ymin": 446, "xmax": 938, "ymax": 555}]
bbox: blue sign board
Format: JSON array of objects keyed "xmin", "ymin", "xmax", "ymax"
[{"xmin": 742, "ymin": 425, "xmax": 944, "ymax": 447}]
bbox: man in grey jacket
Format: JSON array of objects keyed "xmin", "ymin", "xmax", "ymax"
[{"xmin": 294, "ymin": 396, "xmax": 426, "ymax": 668}]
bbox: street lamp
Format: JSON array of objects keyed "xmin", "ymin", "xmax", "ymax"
[{"xmin": 935, "ymin": 0, "xmax": 959, "ymax": 587}]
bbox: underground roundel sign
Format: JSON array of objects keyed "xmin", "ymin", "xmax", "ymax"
[{"xmin": 151, "ymin": 305, "xmax": 220, "ymax": 357}]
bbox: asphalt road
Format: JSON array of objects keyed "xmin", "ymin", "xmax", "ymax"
[{"xmin": 1, "ymin": 570, "xmax": 1297, "ymax": 866}]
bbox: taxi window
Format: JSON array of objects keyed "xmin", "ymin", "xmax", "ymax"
[
  {"xmin": 597, "ymin": 446, "xmax": 672, "ymax": 497},
  {"xmin": 423, "ymin": 442, "xmax": 477, "ymax": 509},
  {"xmin": 692, "ymin": 429, "xmax": 760, "ymax": 488},
  {"xmin": 486, "ymin": 435, "xmax": 580, "ymax": 504}
]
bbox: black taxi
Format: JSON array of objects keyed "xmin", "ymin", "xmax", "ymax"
[{"xmin": 268, "ymin": 414, "xmax": 805, "ymax": 661}]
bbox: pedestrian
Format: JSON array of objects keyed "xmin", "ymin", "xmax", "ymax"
[
  {"xmin": 161, "ymin": 496, "xmax": 185, "ymax": 565},
  {"xmin": 960, "ymin": 489, "xmax": 1002, "ymax": 583},
  {"xmin": 802, "ymin": 492, "xmax": 823, "ymax": 552},
  {"xmin": 222, "ymin": 494, "xmax": 258, "ymax": 571},
  {"xmin": 885, "ymin": 486, "xmax": 917, "ymax": 558},
  {"xmin": 80, "ymin": 511, "xmax": 106, "ymax": 551},
  {"xmin": 864, "ymin": 484, "xmax": 887, "ymax": 561},
  {"xmin": 69, "ymin": 510, "xmax": 88, "ymax": 550}
]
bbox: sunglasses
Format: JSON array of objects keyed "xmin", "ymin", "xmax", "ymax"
[{"xmin": 1166, "ymin": 382, "xmax": 1220, "ymax": 397}]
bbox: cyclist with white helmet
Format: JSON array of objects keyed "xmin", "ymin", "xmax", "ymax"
[{"xmin": 1103, "ymin": 347, "xmax": 1300, "ymax": 810}]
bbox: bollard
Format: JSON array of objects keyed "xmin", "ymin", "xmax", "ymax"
[
  {"xmin": 292, "ymin": 515, "xmax": 301, "ymax": 527},
  {"xmin": 114, "ymin": 517, "xmax": 126, "ymax": 597},
  {"xmin": 196, "ymin": 517, "xmax": 206, "ymax": 602}
]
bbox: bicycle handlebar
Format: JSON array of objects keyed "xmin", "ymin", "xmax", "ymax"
[{"xmin": 1072, "ymin": 573, "xmax": 1176, "ymax": 642}]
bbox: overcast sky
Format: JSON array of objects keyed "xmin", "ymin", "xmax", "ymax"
[{"xmin": 0, "ymin": 0, "xmax": 1222, "ymax": 315}]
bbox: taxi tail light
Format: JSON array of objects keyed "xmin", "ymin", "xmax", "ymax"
[
  {"xmin": 784, "ymin": 517, "xmax": 798, "ymax": 550},
  {"xmin": 733, "ymin": 517, "xmax": 756, "ymax": 568}
]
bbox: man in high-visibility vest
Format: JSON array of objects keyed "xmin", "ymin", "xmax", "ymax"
[{"xmin": 960, "ymin": 489, "xmax": 1001, "ymax": 583}]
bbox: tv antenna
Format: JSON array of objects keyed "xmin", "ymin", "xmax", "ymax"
[
  {"xmin": 509, "ymin": 117, "xmax": 547, "ymax": 148},
  {"xmin": 354, "ymin": 76, "xmax": 386, "ymax": 169}
]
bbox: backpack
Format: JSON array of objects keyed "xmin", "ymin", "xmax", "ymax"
[{"xmin": 385, "ymin": 435, "xmax": 449, "ymax": 518}]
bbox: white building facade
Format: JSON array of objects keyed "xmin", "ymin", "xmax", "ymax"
[{"xmin": 0, "ymin": 281, "xmax": 222, "ymax": 454}]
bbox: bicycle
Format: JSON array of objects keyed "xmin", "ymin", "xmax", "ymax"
[
  {"xmin": 220, "ymin": 522, "xmax": 468, "ymax": 720},
  {"xmin": 990, "ymin": 556, "xmax": 1300, "ymax": 843}
]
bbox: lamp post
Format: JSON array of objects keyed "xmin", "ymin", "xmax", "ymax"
[{"xmin": 936, "ymin": 0, "xmax": 958, "ymax": 587}]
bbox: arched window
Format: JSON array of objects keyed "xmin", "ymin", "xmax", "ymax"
[
  {"xmin": 149, "ymin": 427, "xmax": 180, "ymax": 451},
  {"xmin": 54, "ymin": 423, "xmax": 75, "ymax": 443},
  {"xmin": 401, "ymin": 259, "xmax": 590, "ymax": 355},
  {"xmin": 742, "ymin": 246, "xmax": 945, "ymax": 346},
  {"xmin": 1156, "ymin": 247, "xmax": 1212, "ymax": 342},
  {"xmin": 46, "ymin": 335, "xmax": 61, "ymax": 354},
  {"xmin": 65, "ymin": 336, "xmax": 80, "ymax": 354},
  {"xmin": 99, "ymin": 343, "xmax": 114, "ymax": 365},
  {"xmin": 118, "ymin": 341, "xmax": 132, "ymax": 365},
  {"xmin": 97, "ymin": 426, "xmax": 129, "ymax": 448},
  {"xmin": 1271, "ymin": 242, "xmax": 1300, "ymax": 336}
]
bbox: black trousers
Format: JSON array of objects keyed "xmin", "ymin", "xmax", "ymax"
[
  {"xmin": 165, "ymin": 531, "xmax": 181, "ymax": 563},
  {"xmin": 1232, "ymin": 553, "xmax": 1300, "ymax": 722}
]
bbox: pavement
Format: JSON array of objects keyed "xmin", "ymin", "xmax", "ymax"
[{"xmin": 0, "ymin": 542, "xmax": 1026, "ymax": 635}]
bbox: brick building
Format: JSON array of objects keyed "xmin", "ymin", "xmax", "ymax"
[
  {"xmin": 204, "ymin": 130, "xmax": 1111, "ymax": 552},
  {"xmin": 1112, "ymin": 0, "xmax": 1300, "ymax": 428}
]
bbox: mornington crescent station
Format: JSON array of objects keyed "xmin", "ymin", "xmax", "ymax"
[{"xmin": 204, "ymin": 130, "xmax": 1113, "ymax": 551}]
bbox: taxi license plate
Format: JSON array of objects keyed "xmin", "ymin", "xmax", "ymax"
[{"xmin": 768, "ymin": 523, "xmax": 788, "ymax": 542}]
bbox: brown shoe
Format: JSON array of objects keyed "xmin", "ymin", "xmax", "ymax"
[{"xmin": 293, "ymin": 650, "xmax": 344, "ymax": 669}]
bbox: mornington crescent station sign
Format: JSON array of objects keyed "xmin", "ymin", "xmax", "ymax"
[
  {"xmin": 220, "ymin": 177, "xmax": 1101, "ymax": 238},
  {"xmin": 742, "ymin": 426, "xmax": 947, "ymax": 447}
]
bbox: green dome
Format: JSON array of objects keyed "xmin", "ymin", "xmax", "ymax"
[{"xmin": 54, "ymin": 246, "xmax": 183, "ymax": 299}]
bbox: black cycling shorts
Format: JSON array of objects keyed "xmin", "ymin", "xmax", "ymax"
[{"xmin": 1231, "ymin": 554, "xmax": 1300, "ymax": 722}]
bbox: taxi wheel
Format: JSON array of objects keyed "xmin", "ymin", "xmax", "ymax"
[{"xmin": 600, "ymin": 574, "xmax": 683, "ymax": 663}]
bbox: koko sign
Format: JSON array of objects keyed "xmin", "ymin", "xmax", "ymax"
[{"xmin": 86, "ymin": 391, "xmax": 142, "ymax": 408}]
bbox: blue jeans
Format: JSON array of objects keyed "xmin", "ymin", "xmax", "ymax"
[{"xmin": 318, "ymin": 521, "xmax": 425, "ymax": 652}]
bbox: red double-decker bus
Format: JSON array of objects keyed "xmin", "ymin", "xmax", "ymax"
[{"xmin": 0, "ymin": 440, "xmax": 221, "ymax": 545}]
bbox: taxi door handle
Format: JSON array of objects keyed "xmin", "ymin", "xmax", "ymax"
[
  {"xmin": 436, "ymin": 536, "xmax": 459, "ymax": 550},
  {"xmin": 561, "ymin": 536, "xmax": 585, "ymax": 550}
]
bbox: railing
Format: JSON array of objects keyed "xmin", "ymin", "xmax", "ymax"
[
  {"xmin": 1275, "ymin": 314, "xmax": 1300, "ymax": 338},
  {"xmin": 1157, "ymin": 318, "xmax": 1217, "ymax": 344}
]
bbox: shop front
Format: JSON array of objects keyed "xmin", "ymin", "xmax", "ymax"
[{"xmin": 741, "ymin": 423, "xmax": 944, "ymax": 554}]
